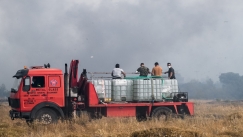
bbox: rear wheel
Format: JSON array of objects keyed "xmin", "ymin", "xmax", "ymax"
[
  {"xmin": 151, "ymin": 107, "xmax": 172, "ymax": 121},
  {"xmin": 35, "ymin": 108, "xmax": 58, "ymax": 124}
]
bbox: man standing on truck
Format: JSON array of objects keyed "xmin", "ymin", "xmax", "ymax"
[
  {"xmin": 151, "ymin": 62, "xmax": 162, "ymax": 76},
  {"xmin": 136, "ymin": 63, "xmax": 150, "ymax": 76},
  {"xmin": 164, "ymin": 63, "xmax": 176, "ymax": 79},
  {"xmin": 111, "ymin": 64, "xmax": 126, "ymax": 79}
]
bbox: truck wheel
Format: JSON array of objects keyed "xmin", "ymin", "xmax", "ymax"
[
  {"xmin": 151, "ymin": 107, "xmax": 172, "ymax": 121},
  {"xmin": 35, "ymin": 108, "xmax": 58, "ymax": 124}
]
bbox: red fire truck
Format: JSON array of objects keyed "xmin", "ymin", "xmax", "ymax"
[{"xmin": 8, "ymin": 60, "xmax": 194, "ymax": 124}]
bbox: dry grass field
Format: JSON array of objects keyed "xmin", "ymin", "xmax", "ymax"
[{"xmin": 1, "ymin": 100, "xmax": 243, "ymax": 137}]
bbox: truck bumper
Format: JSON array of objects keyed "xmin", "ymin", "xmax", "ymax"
[
  {"xmin": 9, "ymin": 110, "xmax": 30, "ymax": 120},
  {"xmin": 9, "ymin": 110, "xmax": 20, "ymax": 120}
]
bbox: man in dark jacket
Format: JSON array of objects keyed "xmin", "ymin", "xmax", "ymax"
[
  {"xmin": 164, "ymin": 63, "xmax": 176, "ymax": 79},
  {"xmin": 136, "ymin": 63, "xmax": 150, "ymax": 76}
]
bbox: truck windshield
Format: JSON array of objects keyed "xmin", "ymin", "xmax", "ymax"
[{"xmin": 12, "ymin": 78, "xmax": 22, "ymax": 92}]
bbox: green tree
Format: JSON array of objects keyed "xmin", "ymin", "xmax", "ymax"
[
  {"xmin": 219, "ymin": 72, "xmax": 243, "ymax": 99},
  {"xmin": 0, "ymin": 84, "xmax": 8, "ymax": 97},
  {"xmin": 180, "ymin": 79, "xmax": 217, "ymax": 99}
]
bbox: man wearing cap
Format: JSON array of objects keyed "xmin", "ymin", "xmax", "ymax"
[
  {"xmin": 151, "ymin": 62, "xmax": 162, "ymax": 76},
  {"xmin": 136, "ymin": 63, "xmax": 150, "ymax": 77},
  {"xmin": 164, "ymin": 63, "xmax": 176, "ymax": 79}
]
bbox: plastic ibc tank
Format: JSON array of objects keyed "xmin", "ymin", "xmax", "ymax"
[
  {"xmin": 104, "ymin": 80, "xmax": 112, "ymax": 102},
  {"xmin": 143, "ymin": 79, "xmax": 152, "ymax": 101},
  {"xmin": 164, "ymin": 79, "xmax": 178, "ymax": 93},
  {"xmin": 160, "ymin": 79, "xmax": 179, "ymax": 99},
  {"xmin": 163, "ymin": 79, "xmax": 171, "ymax": 85},
  {"xmin": 125, "ymin": 80, "xmax": 133, "ymax": 101},
  {"xmin": 133, "ymin": 79, "xmax": 153, "ymax": 101},
  {"xmin": 89, "ymin": 79, "xmax": 105, "ymax": 101},
  {"xmin": 171, "ymin": 79, "xmax": 178, "ymax": 92},
  {"xmin": 152, "ymin": 79, "xmax": 163, "ymax": 101},
  {"xmin": 161, "ymin": 85, "xmax": 172, "ymax": 98},
  {"xmin": 133, "ymin": 79, "xmax": 143, "ymax": 101},
  {"xmin": 88, "ymin": 79, "xmax": 113, "ymax": 102},
  {"xmin": 111, "ymin": 79, "xmax": 127, "ymax": 101}
]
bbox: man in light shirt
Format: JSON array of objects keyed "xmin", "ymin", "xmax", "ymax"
[{"xmin": 111, "ymin": 64, "xmax": 126, "ymax": 79}]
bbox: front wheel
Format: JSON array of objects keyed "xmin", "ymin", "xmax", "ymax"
[
  {"xmin": 151, "ymin": 107, "xmax": 172, "ymax": 121},
  {"xmin": 35, "ymin": 108, "xmax": 58, "ymax": 124}
]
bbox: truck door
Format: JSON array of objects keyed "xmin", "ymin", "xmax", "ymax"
[
  {"xmin": 21, "ymin": 76, "xmax": 31, "ymax": 112},
  {"xmin": 21, "ymin": 76, "xmax": 47, "ymax": 111},
  {"xmin": 47, "ymin": 75, "xmax": 64, "ymax": 107}
]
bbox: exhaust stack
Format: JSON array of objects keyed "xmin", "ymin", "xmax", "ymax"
[{"xmin": 64, "ymin": 64, "xmax": 69, "ymax": 97}]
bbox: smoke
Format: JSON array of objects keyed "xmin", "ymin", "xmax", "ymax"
[{"xmin": 1, "ymin": 0, "xmax": 243, "ymax": 89}]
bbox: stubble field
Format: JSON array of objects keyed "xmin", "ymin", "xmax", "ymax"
[{"xmin": 1, "ymin": 100, "xmax": 243, "ymax": 137}]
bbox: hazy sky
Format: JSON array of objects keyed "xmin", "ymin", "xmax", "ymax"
[{"xmin": 1, "ymin": 0, "xmax": 243, "ymax": 89}]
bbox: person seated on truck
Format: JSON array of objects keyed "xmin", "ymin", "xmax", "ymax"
[
  {"xmin": 136, "ymin": 63, "xmax": 150, "ymax": 77},
  {"xmin": 111, "ymin": 64, "xmax": 126, "ymax": 79},
  {"xmin": 164, "ymin": 63, "xmax": 176, "ymax": 79},
  {"xmin": 31, "ymin": 77, "xmax": 42, "ymax": 87},
  {"xmin": 151, "ymin": 62, "xmax": 162, "ymax": 76}
]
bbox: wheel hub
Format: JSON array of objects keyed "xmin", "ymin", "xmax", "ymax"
[{"xmin": 41, "ymin": 114, "xmax": 52, "ymax": 124}]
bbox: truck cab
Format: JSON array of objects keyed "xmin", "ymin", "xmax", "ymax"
[{"xmin": 9, "ymin": 66, "xmax": 65, "ymax": 123}]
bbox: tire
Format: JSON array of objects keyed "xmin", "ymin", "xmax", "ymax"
[
  {"xmin": 35, "ymin": 108, "xmax": 58, "ymax": 124},
  {"xmin": 151, "ymin": 107, "xmax": 172, "ymax": 121}
]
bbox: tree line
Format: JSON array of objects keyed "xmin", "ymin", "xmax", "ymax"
[
  {"xmin": 180, "ymin": 72, "xmax": 243, "ymax": 100},
  {"xmin": 0, "ymin": 84, "xmax": 8, "ymax": 98}
]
